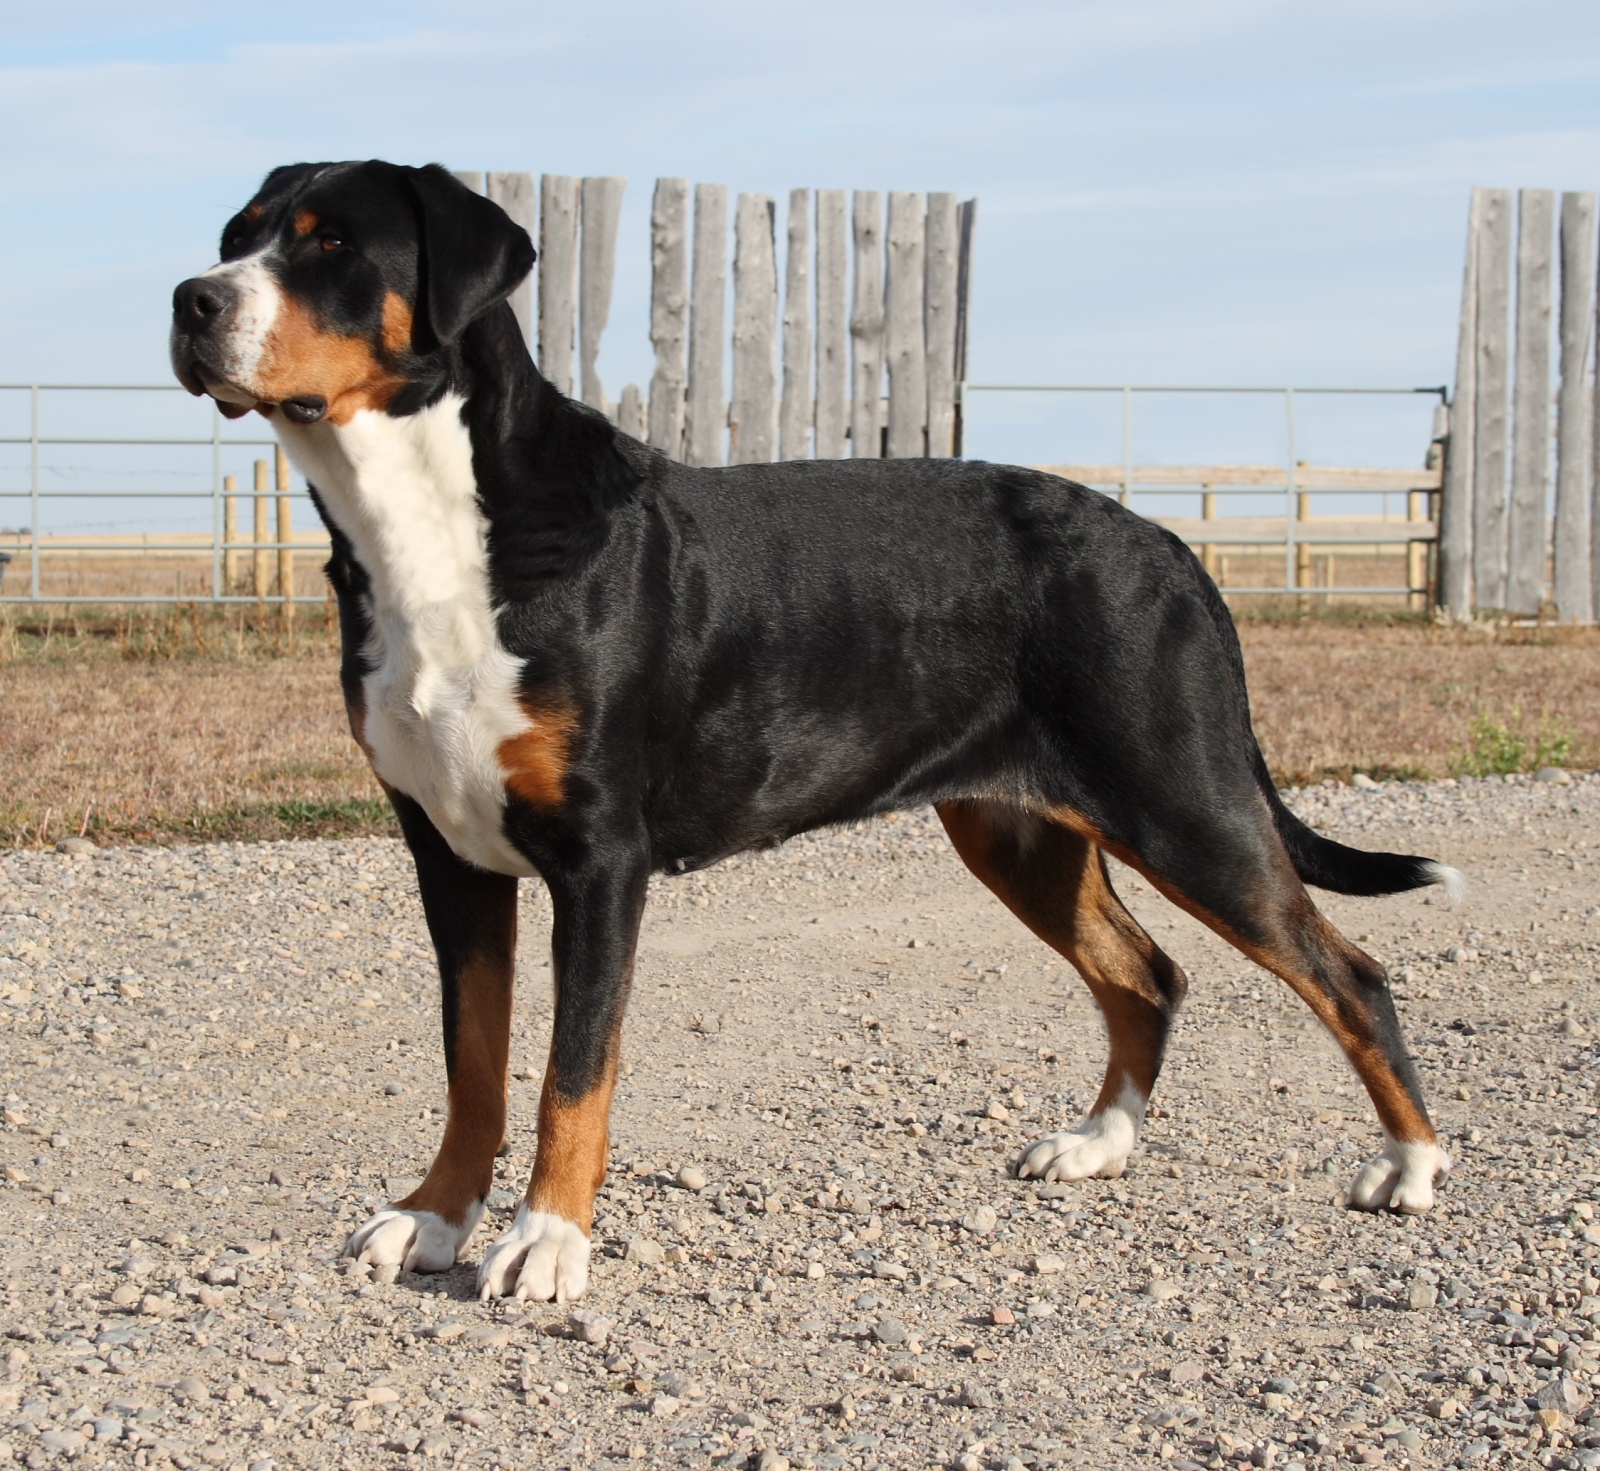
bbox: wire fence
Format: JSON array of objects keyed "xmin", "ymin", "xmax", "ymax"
[{"xmin": 0, "ymin": 381, "xmax": 1446, "ymax": 608}]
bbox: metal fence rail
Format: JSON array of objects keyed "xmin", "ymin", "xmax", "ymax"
[
  {"xmin": 0, "ymin": 381, "xmax": 1445, "ymax": 607},
  {"xmin": 0, "ymin": 384, "xmax": 327, "ymax": 604}
]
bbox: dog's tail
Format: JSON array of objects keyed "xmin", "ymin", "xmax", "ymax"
[
  {"xmin": 1193, "ymin": 554, "xmax": 1466, "ymax": 906},
  {"xmin": 1253, "ymin": 747, "xmax": 1467, "ymax": 904}
]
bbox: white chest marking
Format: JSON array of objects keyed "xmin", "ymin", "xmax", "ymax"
[{"xmin": 277, "ymin": 395, "xmax": 538, "ymax": 877}]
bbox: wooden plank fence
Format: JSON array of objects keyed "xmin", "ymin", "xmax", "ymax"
[
  {"xmin": 453, "ymin": 171, "xmax": 975, "ymax": 466},
  {"xmin": 1441, "ymin": 185, "xmax": 1600, "ymax": 622}
]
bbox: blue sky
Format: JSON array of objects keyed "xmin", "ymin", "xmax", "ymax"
[{"xmin": 1, "ymin": 0, "xmax": 1597, "ymax": 473}]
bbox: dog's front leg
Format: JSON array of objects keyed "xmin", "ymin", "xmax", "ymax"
[
  {"xmin": 478, "ymin": 846, "xmax": 648, "ymax": 1303},
  {"xmin": 345, "ymin": 793, "xmax": 517, "ymax": 1272}
]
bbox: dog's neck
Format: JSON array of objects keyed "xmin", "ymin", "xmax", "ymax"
[{"xmin": 279, "ymin": 395, "xmax": 502, "ymax": 669}]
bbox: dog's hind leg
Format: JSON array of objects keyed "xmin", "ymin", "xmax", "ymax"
[
  {"xmin": 345, "ymin": 791, "xmax": 517, "ymax": 1272},
  {"xmin": 1075, "ymin": 800, "xmax": 1451, "ymax": 1213},
  {"xmin": 937, "ymin": 801, "xmax": 1187, "ymax": 1182}
]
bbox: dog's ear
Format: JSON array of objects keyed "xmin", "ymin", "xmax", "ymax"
[{"xmin": 406, "ymin": 164, "xmax": 536, "ymax": 348}]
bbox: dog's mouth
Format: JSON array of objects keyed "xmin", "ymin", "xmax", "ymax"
[{"xmin": 177, "ymin": 358, "xmax": 326, "ymax": 425}]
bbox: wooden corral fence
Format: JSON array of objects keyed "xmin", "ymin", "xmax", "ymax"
[
  {"xmin": 1439, "ymin": 187, "xmax": 1600, "ymax": 622},
  {"xmin": 450, "ymin": 172, "xmax": 976, "ymax": 463},
  {"xmin": 1031, "ymin": 455, "xmax": 1442, "ymax": 609}
]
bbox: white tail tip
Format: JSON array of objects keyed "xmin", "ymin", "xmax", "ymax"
[{"xmin": 1424, "ymin": 861, "xmax": 1467, "ymax": 908}]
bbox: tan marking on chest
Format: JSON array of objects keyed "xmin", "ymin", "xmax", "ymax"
[{"xmin": 498, "ymin": 703, "xmax": 579, "ymax": 811}]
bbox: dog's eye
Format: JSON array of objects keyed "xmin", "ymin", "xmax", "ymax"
[{"xmin": 319, "ymin": 233, "xmax": 345, "ymax": 253}]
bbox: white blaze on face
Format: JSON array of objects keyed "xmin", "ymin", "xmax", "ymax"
[{"xmin": 197, "ymin": 250, "xmax": 283, "ymax": 402}]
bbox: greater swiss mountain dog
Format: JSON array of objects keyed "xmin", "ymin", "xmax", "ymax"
[{"xmin": 170, "ymin": 161, "xmax": 1463, "ymax": 1303}]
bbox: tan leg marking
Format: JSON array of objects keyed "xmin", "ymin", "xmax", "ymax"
[
  {"xmin": 939, "ymin": 801, "xmax": 1184, "ymax": 1106},
  {"xmin": 398, "ymin": 950, "xmax": 513, "ymax": 1226}
]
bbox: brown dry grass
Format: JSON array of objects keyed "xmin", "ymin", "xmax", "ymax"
[
  {"xmin": 1238, "ymin": 616, "xmax": 1600, "ymax": 783},
  {"xmin": 1, "ymin": 606, "xmax": 1596, "ymax": 848},
  {"xmin": 0, "ymin": 606, "xmax": 387, "ymax": 848}
]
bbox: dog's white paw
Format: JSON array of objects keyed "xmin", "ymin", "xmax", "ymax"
[
  {"xmin": 1348, "ymin": 1138, "xmax": 1451, "ymax": 1214},
  {"xmin": 1017, "ymin": 1112, "xmax": 1140, "ymax": 1183},
  {"xmin": 344, "ymin": 1202, "xmax": 484, "ymax": 1273},
  {"xmin": 477, "ymin": 1204, "xmax": 590, "ymax": 1302},
  {"xmin": 1017, "ymin": 1081, "xmax": 1145, "ymax": 1183}
]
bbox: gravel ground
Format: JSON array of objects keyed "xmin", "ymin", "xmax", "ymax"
[{"xmin": 1, "ymin": 773, "xmax": 1598, "ymax": 1471}]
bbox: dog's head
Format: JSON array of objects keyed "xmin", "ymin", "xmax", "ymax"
[{"xmin": 170, "ymin": 161, "xmax": 534, "ymax": 424}]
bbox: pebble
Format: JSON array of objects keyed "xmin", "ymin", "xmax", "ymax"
[
  {"xmin": 1032, "ymin": 1253, "xmax": 1065, "ymax": 1275},
  {"xmin": 626, "ymin": 1237, "xmax": 665, "ymax": 1266},
  {"xmin": 1170, "ymin": 1362, "xmax": 1205, "ymax": 1385},
  {"xmin": 1350, "ymin": 772, "xmax": 1379, "ymax": 789},
  {"xmin": 872, "ymin": 1318, "xmax": 909, "ymax": 1345},
  {"xmin": 1145, "ymin": 1279, "xmax": 1181, "ymax": 1301},
  {"xmin": 567, "ymin": 1310, "xmax": 613, "ymax": 1346},
  {"xmin": 648, "ymin": 1392, "xmax": 680, "ymax": 1417},
  {"xmin": 990, "ymin": 1306, "xmax": 1015, "ymax": 1326},
  {"xmin": 175, "ymin": 1375, "xmax": 209, "ymax": 1402},
  {"xmin": 383, "ymin": 1081, "xmax": 404, "ymax": 1095},
  {"xmin": 1537, "ymin": 1375, "xmax": 1583, "ymax": 1416},
  {"xmin": 676, "ymin": 1165, "xmax": 708, "ymax": 1192},
  {"xmin": 959, "ymin": 1381, "xmax": 993, "ymax": 1409},
  {"xmin": 961, "ymin": 1204, "xmax": 997, "ymax": 1234},
  {"xmin": 1407, "ymin": 1278, "xmax": 1438, "ymax": 1310}
]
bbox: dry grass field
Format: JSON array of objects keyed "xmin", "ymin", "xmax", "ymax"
[{"xmin": 1, "ymin": 606, "xmax": 1597, "ymax": 849}]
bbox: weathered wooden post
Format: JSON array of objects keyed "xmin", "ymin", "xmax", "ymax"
[
  {"xmin": 487, "ymin": 172, "xmax": 537, "ymax": 349},
  {"xmin": 223, "ymin": 477, "xmax": 239, "ymax": 595},
  {"xmin": 1295, "ymin": 487, "xmax": 1312, "ymax": 611},
  {"xmin": 276, "ymin": 447, "xmax": 294, "ymax": 630},
  {"xmin": 1594, "ymin": 221, "xmax": 1600, "ymax": 624},
  {"xmin": 1508, "ymin": 190, "xmax": 1554, "ymax": 615},
  {"xmin": 685, "ymin": 184, "xmax": 728, "ymax": 468},
  {"xmin": 1439, "ymin": 190, "xmax": 1482, "ymax": 617},
  {"xmin": 814, "ymin": 190, "xmax": 849, "ymax": 460},
  {"xmin": 884, "ymin": 193, "xmax": 927, "ymax": 458},
  {"xmin": 538, "ymin": 175, "xmax": 579, "ymax": 397},
  {"xmin": 954, "ymin": 200, "xmax": 978, "ymax": 456},
  {"xmin": 1555, "ymin": 192, "xmax": 1596, "ymax": 623},
  {"xmin": 1200, "ymin": 488, "xmax": 1218, "ymax": 580},
  {"xmin": 925, "ymin": 193, "xmax": 959, "ymax": 459},
  {"xmin": 616, "ymin": 384, "xmax": 645, "ymax": 440},
  {"xmin": 1408, "ymin": 489, "xmax": 1429, "ymax": 612},
  {"xmin": 252, "ymin": 459, "xmax": 270, "ymax": 603},
  {"xmin": 1472, "ymin": 188, "xmax": 1514, "ymax": 610},
  {"xmin": 779, "ymin": 189, "xmax": 812, "ymax": 461},
  {"xmin": 730, "ymin": 194, "xmax": 778, "ymax": 465},
  {"xmin": 648, "ymin": 179, "xmax": 689, "ymax": 458},
  {"xmin": 850, "ymin": 192, "xmax": 885, "ymax": 459},
  {"xmin": 580, "ymin": 177, "xmax": 627, "ymax": 416}
]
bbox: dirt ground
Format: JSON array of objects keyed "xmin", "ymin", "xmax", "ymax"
[
  {"xmin": 0, "ymin": 773, "xmax": 1597, "ymax": 1470},
  {"xmin": 2, "ymin": 613, "xmax": 1598, "ymax": 847}
]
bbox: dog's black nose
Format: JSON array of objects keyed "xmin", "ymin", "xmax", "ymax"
[{"xmin": 172, "ymin": 277, "xmax": 234, "ymax": 330}]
